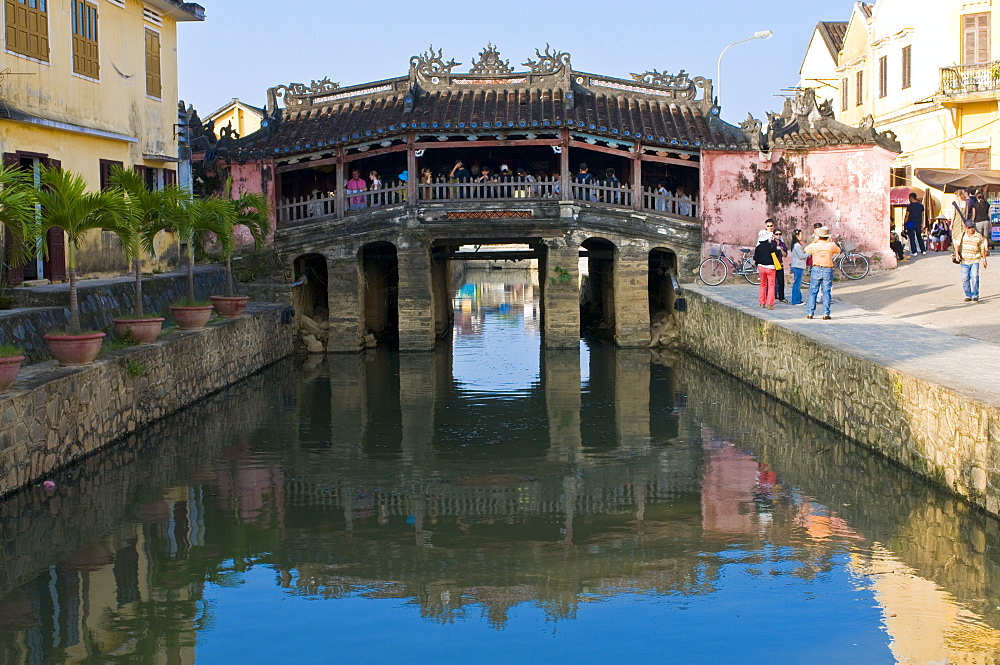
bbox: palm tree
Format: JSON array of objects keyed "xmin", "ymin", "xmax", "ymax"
[
  {"xmin": 108, "ymin": 166, "xmax": 186, "ymax": 317},
  {"xmin": 34, "ymin": 167, "xmax": 131, "ymax": 333},
  {"xmin": 147, "ymin": 194, "xmax": 235, "ymax": 305},
  {"xmin": 0, "ymin": 164, "xmax": 40, "ymax": 282},
  {"xmin": 221, "ymin": 189, "xmax": 270, "ymax": 297}
]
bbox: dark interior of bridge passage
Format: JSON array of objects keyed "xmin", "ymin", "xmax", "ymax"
[
  {"xmin": 580, "ymin": 238, "xmax": 616, "ymax": 340},
  {"xmin": 648, "ymin": 248, "xmax": 677, "ymax": 317},
  {"xmin": 294, "ymin": 253, "xmax": 329, "ymax": 319},
  {"xmin": 361, "ymin": 243, "xmax": 399, "ymax": 345}
]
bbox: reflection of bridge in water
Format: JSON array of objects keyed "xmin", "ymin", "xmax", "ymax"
[{"xmin": 4, "ymin": 353, "xmax": 1000, "ymax": 661}]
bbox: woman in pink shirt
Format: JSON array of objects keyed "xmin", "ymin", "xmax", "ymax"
[{"xmin": 346, "ymin": 169, "xmax": 367, "ymax": 210}]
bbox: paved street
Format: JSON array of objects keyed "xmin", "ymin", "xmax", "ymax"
[{"xmin": 686, "ymin": 252, "xmax": 1000, "ymax": 407}]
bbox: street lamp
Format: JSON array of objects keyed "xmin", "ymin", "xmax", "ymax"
[{"xmin": 716, "ymin": 30, "xmax": 773, "ymax": 106}]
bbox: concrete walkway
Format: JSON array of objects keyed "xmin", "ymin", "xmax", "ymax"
[{"xmin": 685, "ymin": 252, "xmax": 1000, "ymax": 408}]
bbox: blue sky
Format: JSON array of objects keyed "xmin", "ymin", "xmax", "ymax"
[{"xmin": 178, "ymin": 0, "xmax": 855, "ymax": 124}]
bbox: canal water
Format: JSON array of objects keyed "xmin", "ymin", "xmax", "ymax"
[{"xmin": 2, "ymin": 268, "xmax": 1000, "ymax": 664}]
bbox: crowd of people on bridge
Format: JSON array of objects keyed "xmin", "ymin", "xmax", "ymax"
[{"xmin": 305, "ymin": 161, "xmax": 696, "ymax": 216}]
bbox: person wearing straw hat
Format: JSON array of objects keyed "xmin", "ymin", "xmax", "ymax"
[{"xmin": 804, "ymin": 226, "xmax": 841, "ymax": 320}]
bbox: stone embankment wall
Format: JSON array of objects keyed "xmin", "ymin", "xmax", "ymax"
[
  {"xmin": 679, "ymin": 289, "xmax": 1000, "ymax": 516},
  {"xmin": 4, "ymin": 268, "xmax": 228, "ymax": 364},
  {"xmin": 0, "ymin": 305, "xmax": 295, "ymax": 497}
]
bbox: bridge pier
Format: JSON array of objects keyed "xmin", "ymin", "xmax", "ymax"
[
  {"xmin": 544, "ymin": 348, "xmax": 583, "ymax": 463},
  {"xmin": 327, "ymin": 255, "xmax": 365, "ymax": 352},
  {"xmin": 541, "ymin": 241, "xmax": 581, "ymax": 348},
  {"xmin": 397, "ymin": 247, "xmax": 437, "ymax": 352},
  {"xmin": 614, "ymin": 249, "xmax": 651, "ymax": 347}
]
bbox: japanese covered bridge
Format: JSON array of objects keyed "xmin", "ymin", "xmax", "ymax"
[{"xmin": 218, "ymin": 45, "xmax": 754, "ymax": 351}]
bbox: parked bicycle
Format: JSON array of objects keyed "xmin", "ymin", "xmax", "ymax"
[
  {"xmin": 698, "ymin": 244, "xmax": 758, "ymax": 285},
  {"xmin": 802, "ymin": 242, "xmax": 869, "ymax": 284}
]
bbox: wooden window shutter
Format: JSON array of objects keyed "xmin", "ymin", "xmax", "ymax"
[
  {"xmin": 5, "ymin": 0, "xmax": 49, "ymax": 61},
  {"xmin": 878, "ymin": 56, "xmax": 888, "ymax": 98},
  {"xmin": 145, "ymin": 28, "xmax": 161, "ymax": 98},
  {"xmin": 71, "ymin": 1, "xmax": 100, "ymax": 79},
  {"xmin": 902, "ymin": 45, "xmax": 911, "ymax": 89},
  {"xmin": 856, "ymin": 71, "xmax": 864, "ymax": 106},
  {"xmin": 99, "ymin": 159, "xmax": 123, "ymax": 191},
  {"xmin": 164, "ymin": 168, "xmax": 176, "ymax": 186},
  {"xmin": 841, "ymin": 78, "xmax": 848, "ymax": 111},
  {"xmin": 962, "ymin": 148, "xmax": 990, "ymax": 170},
  {"xmin": 964, "ymin": 13, "xmax": 991, "ymax": 64}
]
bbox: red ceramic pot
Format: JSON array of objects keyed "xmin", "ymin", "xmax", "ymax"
[
  {"xmin": 0, "ymin": 355, "xmax": 24, "ymax": 393},
  {"xmin": 209, "ymin": 295, "xmax": 250, "ymax": 318},
  {"xmin": 112, "ymin": 317, "xmax": 165, "ymax": 344},
  {"xmin": 170, "ymin": 305, "xmax": 214, "ymax": 330},
  {"xmin": 44, "ymin": 332, "xmax": 105, "ymax": 366}
]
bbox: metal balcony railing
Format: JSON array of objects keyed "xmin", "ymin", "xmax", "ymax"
[{"xmin": 941, "ymin": 61, "xmax": 1000, "ymax": 94}]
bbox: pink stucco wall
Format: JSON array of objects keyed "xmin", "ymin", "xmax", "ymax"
[
  {"xmin": 700, "ymin": 146, "xmax": 898, "ymax": 269},
  {"xmin": 229, "ymin": 159, "xmax": 277, "ymax": 246}
]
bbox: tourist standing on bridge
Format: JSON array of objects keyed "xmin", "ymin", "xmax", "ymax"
[
  {"xmin": 676, "ymin": 186, "xmax": 692, "ymax": 216},
  {"xmin": 789, "ymin": 229, "xmax": 807, "ymax": 305},
  {"xmin": 574, "ymin": 163, "xmax": 595, "ymax": 201},
  {"xmin": 346, "ymin": 169, "xmax": 367, "ymax": 211},
  {"xmin": 954, "ymin": 219, "xmax": 989, "ymax": 302},
  {"xmin": 368, "ymin": 170, "xmax": 382, "ymax": 207},
  {"xmin": 805, "ymin": 226, "xmax": 840, "ymax": 320},
  {"xmin": 770, "ymin": 224, "xmax": 788, "ymax": 303},
  {"xmin": 754, "ymin": 230, "xmax": 779, "ymax": 309}
]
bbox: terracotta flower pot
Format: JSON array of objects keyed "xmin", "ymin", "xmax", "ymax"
[
  {"xmin": 44, "ymin": 332, "xmax": 105, "ymax": 366},
  {"xmin": 209, "ymin": 295, "xmax": 250, "ymax": 318},
  {"xmin": 170, "ymin": 305, "xmax": 214, "ymax": 330},
  {"xmin": 113, "ymin": 317, "xmax": 165, "ymax": 344},
  {"xmin": 0, "ymin": 355, "xmax": 25, "ymax": 393}
]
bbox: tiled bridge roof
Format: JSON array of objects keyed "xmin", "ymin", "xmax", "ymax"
[{"xmin": 224, "ymin": 45, "xmax": 751, "ymax": 161}]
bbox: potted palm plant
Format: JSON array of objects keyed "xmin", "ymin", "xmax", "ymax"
[
  {"xmin": 210, "ymin": 186, "xmax": 270, "ymax": 318},
  {"xmin": 107, "ymin": 166, "xmax": 185, "ymax": 343},
  {"xmin": 146, "ymin": 194, "xmax": 234, "ymax": 330},
  {"xmin": 0, "ymin": 164, "xmax": 37, "ymax": 386},
  {"xmin": 34, "ymin": 166, "xmax": 131, "ymax": 365}
]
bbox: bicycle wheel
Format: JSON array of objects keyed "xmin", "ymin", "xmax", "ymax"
[
  {"xmin": 741, "ymin": 257, "xmax": 760, "ymax": 285},
  {"xmin": 698, "ymin": 257, "xmax": 728, "ymax": 285},
  {"xmin": 840, "ymin": 253, "xmax": 869, "ymax": 280}
]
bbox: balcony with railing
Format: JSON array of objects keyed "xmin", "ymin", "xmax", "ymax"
[
  {"xmin": 940, "ymin": 61, "xmax": 1000, "ymax": 99},
  {"xmin": 275, "ymin": 177, "xmax": 697, "ymax": 228}
]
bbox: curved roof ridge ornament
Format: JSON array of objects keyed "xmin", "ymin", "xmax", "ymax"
[
  {"xmin": 410, "ymin": 45, "xmax": 461, "ymax": 83},
  {"xmin": 470, "ymin": 43, "xmax": 514, "ymax": 76},
  {"xmin": 523, "ymin": 44, "xmax": 571, "ymax": 76},
  {"xmin": 267, "ymin": 77, "xmax": 340, "ymax": 110}
]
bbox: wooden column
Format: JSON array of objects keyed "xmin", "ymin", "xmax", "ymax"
[
  {"xmin": 334, "ymin": 150, "xmax": 345, "ymax": 220},
  {"xmin": 632, "ymin": 143, "xmax": 643, "ymax": 210},
  {"xmin": 406, "ymin": 134, "xmax": 417, "ymax": 204},
  {"xmin": 560, "ymin": 129, "xmax": 570, "ymax": 202}
]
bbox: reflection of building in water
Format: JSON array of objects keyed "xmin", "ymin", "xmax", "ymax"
[{"xmin": 452, "ymin": 268, "xmax": 540, "ymax": 338}]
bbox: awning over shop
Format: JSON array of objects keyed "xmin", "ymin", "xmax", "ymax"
[
  {"xmin": 914, "ymin": 168, "xmax": 1000, "ymax": 193},
  {"xmin": 890, "ymin": 186, "xmax": 924, "ymax": 206}
]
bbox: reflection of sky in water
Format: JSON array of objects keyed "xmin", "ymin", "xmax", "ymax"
[{"xmin": 198, "ymin": 554, "xmax": 893, "ymax": 665}]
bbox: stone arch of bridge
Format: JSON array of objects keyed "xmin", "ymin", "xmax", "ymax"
[{"xmin": 292, "ymin": 253, "xmax": 329, "ymax": 321}]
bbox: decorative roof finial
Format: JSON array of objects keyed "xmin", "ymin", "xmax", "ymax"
[
  {"xmin": 523, "ymin": 44, "xmax": 571, "ymax": 75},
  {"xmin": 470, "ymin": 43, "xmax": 514, "ymax": 75},
  {"xmin": 410, "ymin": 45, "xmax": 461, "ymax": 79}
]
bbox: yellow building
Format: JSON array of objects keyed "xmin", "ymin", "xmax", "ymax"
[
  {"xmin": 0, "ymin": 0, "xmax": 204, "ymax": 281},
  {"xmin": 204, "ymin": 97, "xmax": 264, "ymax": 140},
  {"xmin": 799, "ymin": 0, "xmax": 1000, "ymax": 220}
]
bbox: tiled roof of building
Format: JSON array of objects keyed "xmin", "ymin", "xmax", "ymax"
[
  {"xmin": 741, "ymin": 89, "xmax": 901, "ymax": 153},
  {"xmin": 818, "ymin": 21, "xmax": 848, "ymax": 59},
  {"xmin": 223, "ymin": 45, "xmax": 750, "ymax": 161}
]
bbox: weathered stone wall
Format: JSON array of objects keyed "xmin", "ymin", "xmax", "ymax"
[
  {"xmin": 4, "ymin": 268, "xmax": 228, "ymax": 363},
  {"xmin": 679, "ymin": 289, "xmax": 1000, "ymax": 516},
  {"xmin": 0, "ymin": 305, "xmax": 295, "ymax": 497}
]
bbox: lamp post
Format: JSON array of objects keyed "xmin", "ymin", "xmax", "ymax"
[{"xmin": 716, "ymin": 30, "xmax": 773, "ymax": 106}]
